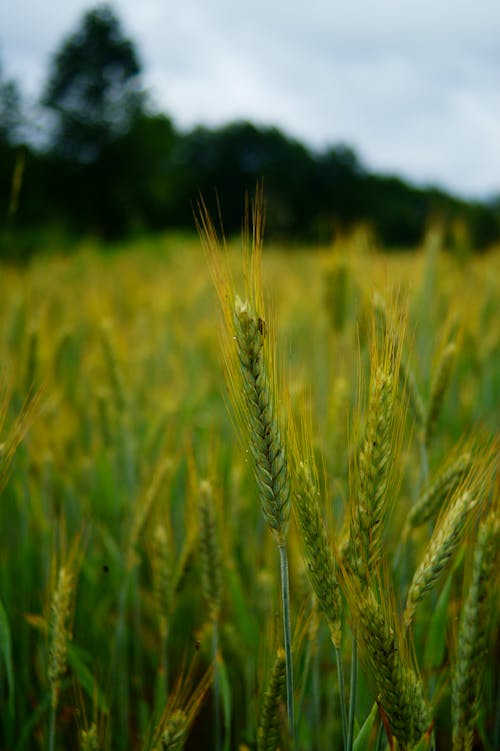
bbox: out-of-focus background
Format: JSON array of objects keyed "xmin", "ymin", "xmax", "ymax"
[
  {"xmin": 1, "ymin": 0, "xmax": 499, "ymax": 256},
  {"xmin": 1, "ymin": 5, "xmax": 500, "ymax": 751}
]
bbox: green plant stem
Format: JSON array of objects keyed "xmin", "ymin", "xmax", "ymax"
[
  {"xmin": 48, "ymin": 704, "xmax": 56, "ymax": 751},
  {"xmin": 213, "ymin": 619, "xmax": 221, "ymax": 751},
  {"xmin": 375, "ymin": 719, "xmax": 385, "ymax": 751},
  {"xmin": 494, "ymin": 674, "xmax": 500, "ymax": 751},
  {"xmin": 312, "ymin": 642, "xmax": 321, "ymax": 749},
  {"xmin": 347, "ymin": 636, "xmax": 358, "ymax": 751},
  {"xmin": 336, "ymin": 646, "xmax": 348, "ymax": 751},
  {"xmin": 279, "ymin": 544, "xmax": 294, "ymax": 744}
]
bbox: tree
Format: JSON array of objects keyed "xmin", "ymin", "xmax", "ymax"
[
  {"xmin": 42, "ymin": 4, "xmax": 144, "ymax": 162},
  {"xmin": 0, "ymin": 60, "xmax": 23, "ymax": 145}
]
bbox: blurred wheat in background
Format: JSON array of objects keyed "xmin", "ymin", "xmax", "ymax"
[{"xmin": 0, "ymin": 214, "xmax": 499, "ymax": 750}]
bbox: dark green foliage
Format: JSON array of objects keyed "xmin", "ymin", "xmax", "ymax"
[{"xmin": 42, "ymin": 4, "xmax": 143, "ymax": 163}]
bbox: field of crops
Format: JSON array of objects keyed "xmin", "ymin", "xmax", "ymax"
[{"xmin": 0, "ymin": 221, "xmax": 499, "ymax": 751}]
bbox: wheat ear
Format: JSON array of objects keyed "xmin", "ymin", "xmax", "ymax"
[
  {"xmin": 424, "ymin": 341, "xmax": 456, "ymax": 447},
  {"xmin": 372, "ymin": 291, "xmax": 425, "ymax": 429},
  {"xmin": 404, "ymin": 489, "xmax": 478, "ymax": 625},
  {"xmin": 408, "ymin": 451, "xmax": 473, "ymax": 528},
  {"xmin": 198, "ymin": 478, "xmax": 223, "ymax": 751},
  {"xmin": 346, "ymin": 353, "xmax": 399, "ymax": 588},
  {"xmin": 48, "ymin": 564, "xmax": 75, "ymax": 751},
  {"xmin": 80, "ymin": 723, "xmax": 99, "ymax": 751},
  {"xmin": 199, "ymin": 189, "xmax": 294, "ymax": 738},
  {"xmin": 452, "ymin": 512, "xmax": 500, "ymax": 751},
  {"xmin": 233, "ymin": 296, "xmax": 291, "ymax": 545},
  {"xmin": 293, "ymin": 459, "xmax": 342, "ymax": 648},
  {"xmin": 157, "ymin": 709, "xmax": 188, "ymax": 751},
  {"xmin": 198, "ymin": 479, "xmax": 222, "ymax": 622},
  {"xmin": 358, "ymin": 590, "xmax": 431, "ymax": 749},
  {"xmin": 258, "ymin": 648, "xmax": 287, "ymax": 751}
]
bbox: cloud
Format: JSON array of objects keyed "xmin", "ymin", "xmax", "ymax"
[{"xmin": 1, "ymin": 0, "xmax": 499, "ymax": 196}]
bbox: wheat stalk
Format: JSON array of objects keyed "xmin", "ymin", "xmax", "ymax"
[
  {"xmin": 48, "ymin": 563, "xmax": 75, "ymax": 751},
  {"xmin": 358, "ymin": 590, "xmax": 431, "ymax": 749},
  {"xmin": 405, "ymin": 489, "xmax": 479, "ymax": 625},
  {"xmin": 198, "ymin": 189, "xmax": 295, "ymax": 738},
  {"xmin": 80, "ymin": 723, "xmax": 100, "ymax": 751},
  {"xmin": 345, "ymin": 305, "xmax": 404, "ymax": 588},
  {"xmin": 408, "ymin": 451, "xmax": 473, "ymax": 528},
  {"xmin": 293, "ymin": 458, "xmax": 342, "ymax": 648},
  {"xmin": 258, "ymin": 648, "xmax": 287, "ymax": 751},
  {"xmin": 198, "ymin": 479, "xmax": 222, "ymax": 622},
  {"xmin": 157, "ymin": 709, "xmax": 188, "ymax": 751},
  {"xmin": 198, "ymin": 478, "xmax": 223, "ymax": 751},
  {"xmin": 233, "ymin": 296, "xmax": 291, "ymax": 544},
  {"xmin": 425, "ymin": 341, "xmax": 456, "ymax": 447},
  {"xmin": 452, "ymin": 511, "xmax": 500, "ymax": 751}
]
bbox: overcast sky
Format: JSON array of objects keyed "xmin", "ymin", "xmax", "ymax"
[{"xmin": 1, "ymin": 0, "xmax": 499, "ymax": 198}]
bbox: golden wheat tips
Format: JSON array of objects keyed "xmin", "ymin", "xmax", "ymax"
[
  {"xmin": 198, "ymin": 479, "xmax": 222, "ymax": 622},
  {"xmin": 452, "ymin": 513, "xmax": 500, "ymax": 751},
  {"xmin": 233, "ymin": 297, "xmax": 291, "ymax": 546},
  {"xmin": 48, "ymin": 565, "xmax": 74, "ymax": 710},
  {"xmin": 257, "ymin": 648, "xmax": 287, "ymax": 751},
  {"xmin": 404, "ymin": 490, "xmax": 478, "ymax": 625}
]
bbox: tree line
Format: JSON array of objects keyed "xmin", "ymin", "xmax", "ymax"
[{"xmin": 1, "ymin": 4, "xmax": 499, "ymax": 257}]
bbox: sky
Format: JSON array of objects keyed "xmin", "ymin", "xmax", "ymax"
[{"xmin": 1, "ymin": 0, "xmax": 499, "ymax": 199}]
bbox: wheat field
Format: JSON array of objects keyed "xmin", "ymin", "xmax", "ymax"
[{"xmin": 0, "ymin": 223, "xmax": 499, "ymax": 750}]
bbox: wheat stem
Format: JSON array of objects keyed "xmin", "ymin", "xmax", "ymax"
[
  {"xmin": 452, "ymin": 513, "xmax": 500, "ymax": 751},
  {"xmin": 358, "ymin": 591, "xmax": 430, "ymax": 748},
  {"xmin": 336, "ymin": 646, "xmax": 349, "ymax": 751},
  {"xmin": 279, "ymin": 544, "xmax": 295, "ymax": 743},
  {"xmin": 293, "ymin": 459, "xmax": 342, "ymax": 647},
  {"xmin": 233, "ymin": 297, "xmax": 291, "ymax": 545},
  {"xmin": 347, "ymin": 635, "xmax": 358, "ymax": 751},
  {"xmin": 405, "ymin": 490, "xmax": 478, "ymax": 625},
  {"xmin": 257, "ymin": 648, "xmax": 286, "ymax": 751}
]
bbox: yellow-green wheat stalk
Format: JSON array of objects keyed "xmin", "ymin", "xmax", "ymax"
[
  {"xmin": 48, "ymin": 556, "xmax": 77, "ymax": 751},
  {"xmin": 257, "ymin": 648, "xmax": 287, "ymax": 751},
  {"xmin": 0, "ymin": 379, "xmax": 39, "ymax": 493},
  {"xmin": 408, "ymin": 450, "xmax": 473, "ymax": 529},
  {"xmin": 404, "ymin": 447, "xmax": 495, "ymax": 626},
  {"xmin": 127, "ymin": 457, "xmax": 172, "ymax": 572},
  {"xmin": 80, "ymin": 723, "xmax": 100, "ymax": 751},
  {"xmin": 198, "ymin": 479, "xmax": 222, "ymax": 622},
  {"xmin": 373, "ymin": 291, "xmax": 425, "ymax": 430},
  {"xmin": 342, "ymin": 551, "xmax": 431, "ymax": 750},
  {"xmin": 452, "ymin": 506, "xmax": 500, "ymax": 751},
  {"xmin": 48, "ymin": 565, "xmax": 74, "ymax": 711},
  {"xmin": 345, "ymin": 299, "xmax": 406, "ymax": 588},
  {"xmin": 357, "ymin": 589, "xmax": 431, "ymax": 749},
  {"xmin": 151, "ymin": 657, "xmax": 213, "ymax": 751},
  {"xmin": 424, "ymin": 340, "xmax": 457, "ymax": 447},
  {"xmin": 198, "ymin": 478, "xmax": 223, "ymax": 751},
  {"xmin": 198, "ymin": 188, "xmax": 295, "ymax": 736},
  {"xmin": 290, "ymin": 410, "xmax": 342, "ymax": 647}
]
